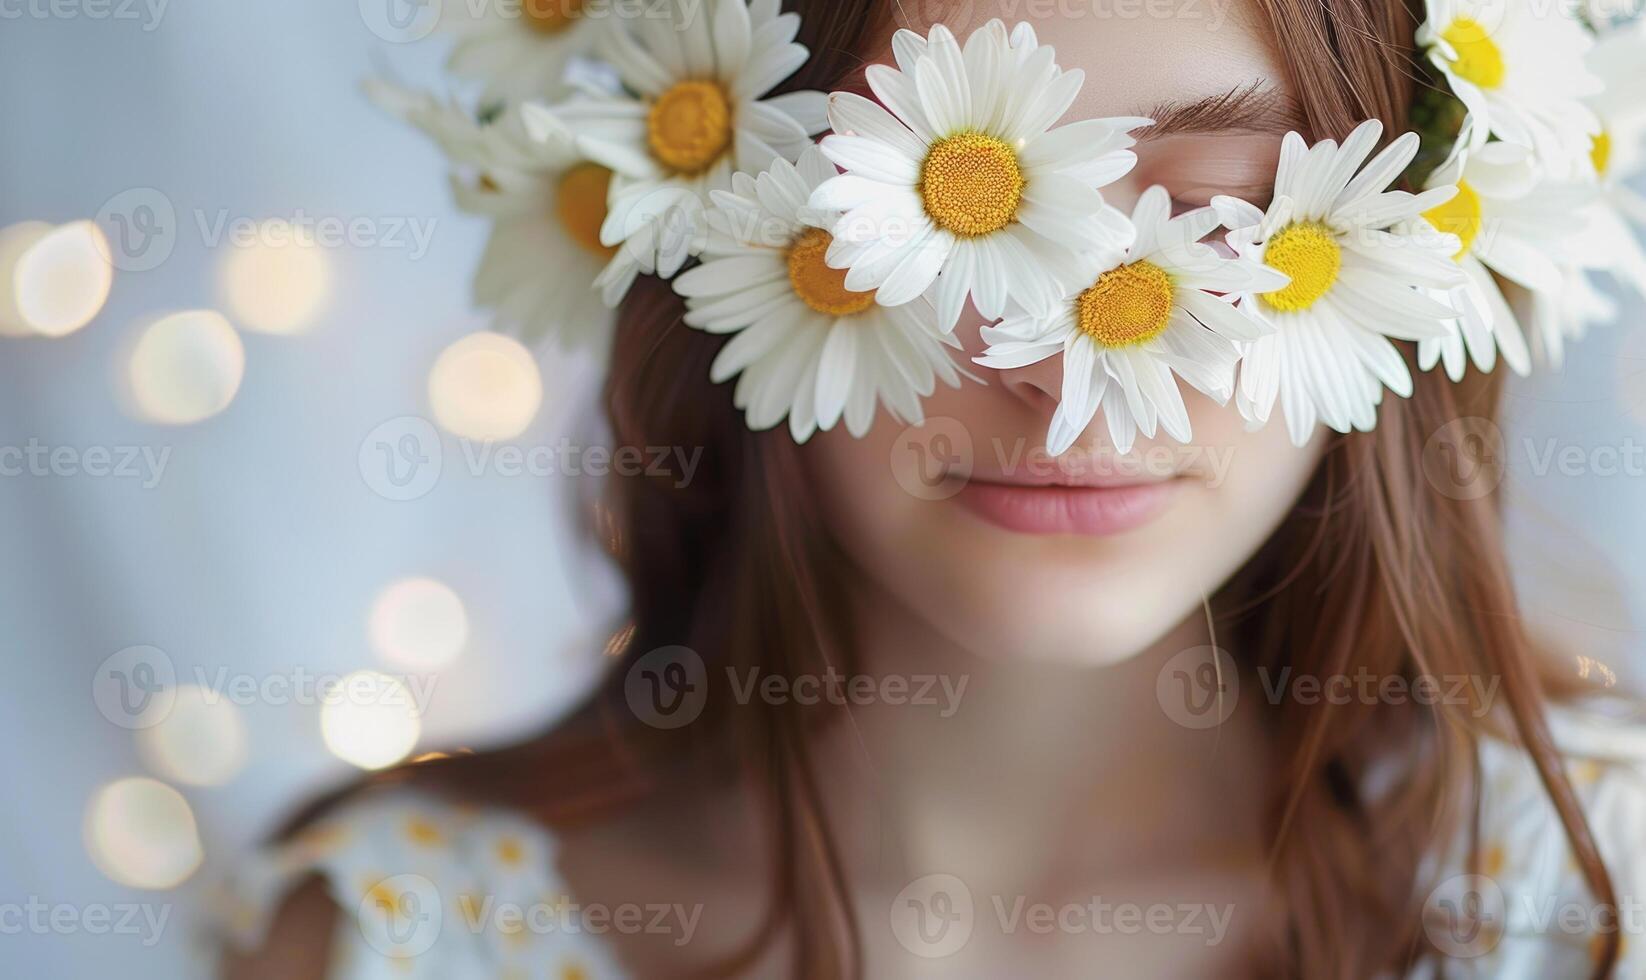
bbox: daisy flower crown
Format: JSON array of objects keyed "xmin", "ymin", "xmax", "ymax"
[{"xmin": 371, "ymin": 1, "xmax": 1646, "ymax": 452}]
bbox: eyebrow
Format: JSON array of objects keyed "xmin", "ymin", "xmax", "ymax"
[{"xmin": 1134, "ymin": 82, "xmax": 1306, "ymax": 139}]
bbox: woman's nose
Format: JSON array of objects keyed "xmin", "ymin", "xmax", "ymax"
[{"xmin": 952, "ymin": 301, "xmax": 1067, "ymax": 427}]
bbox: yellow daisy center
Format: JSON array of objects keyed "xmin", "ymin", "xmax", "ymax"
[
  {"xmin": 555, "ymin": 163, "xmax": 617, "ymax": 259},
  {"xmin": 918, "ymin": 132, "xmax": 1026, "ymax": 237},
  {"xmin": 1442, "ymin": 18, "xmax": 1506, "ymax": 90},
  {"xmin": 1592, "ymin": 129, "xmax": 1612, "ymax": 176},
  {"xmin": 1075, "ymin": 261, "xmax": 1175, "ymax": 347},
  {"xmin": 787, "ymin": 228, "xmax": 876, "ymax": 316},
  {"xmin": 522, "ymin": 0, "xmax": 583, "ymax": 35},
  {"xmin": 1260, "ymin": 221, "xmax": 1341, "ymax": 312},
  {"xmin": 1422, "ymin": 179, "xmax": 1483, "ymax": 261},
  {"xmin": 647, "ymin": 80, "xmax": 734, "ymax": 175}
]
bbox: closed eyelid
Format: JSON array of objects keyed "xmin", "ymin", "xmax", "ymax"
[{"xmin": 1170, "ymin": 184, "xmax": 1275, "ymax": 208}]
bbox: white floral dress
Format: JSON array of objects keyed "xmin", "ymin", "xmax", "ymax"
[
  {"xmin": 213, "ymin": 792, "xmax": 626, "ymax": 979},
  {"xmin": 215, "ymin": 708, "xmax": 1646, "ymax": 978}
]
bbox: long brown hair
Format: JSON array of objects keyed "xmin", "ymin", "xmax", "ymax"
[{"xmin": 301, "ymin": 0, "xmax": 1622, "ymax": 975}]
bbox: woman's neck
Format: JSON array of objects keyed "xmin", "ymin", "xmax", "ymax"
[{"xmin": 816, "ymin": 580, "xmax": 1272, "ymax": 901}]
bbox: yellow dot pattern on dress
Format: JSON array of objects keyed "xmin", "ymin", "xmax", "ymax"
[
  {"xmin": 562, "ymin": 963, "xmax": 589, "ymax": 980},
  {"xmin": 918, "ymin": 131, "xmax": 1026, "ymax": 237},
  {"xmin": 1442, "ymin": 18, "xmax": 1507, "ymax": 89},
  {"xmin": 1260, "ymin": 222, "xmax": 1342, "ymax": 312},
  {"xmin": 405, "ymin": 817, "xmax": 443, "ymax": 848},
  {"xmin": 365, "ymin": 878, "xmax": 402, "ymax": 917},
  {"xmin": 1422, "ymin": 179, "xmax": 1483, "ymax": 261},
  {"xmin": 1075, "ymin": 261, "xmax": 1176, "ymax": 348},
  {"xmin": 786, "ymin": 228, "xmax": 876, "ymax": 316},
  {"xmin": 647, "ymin": 81, "xmax": 734, "ymax": 175},
  {"xmin": 1592, "ymin": 129, "xmax": 1613, "ymax": 177},
  {"xmin": 497, "ymin": 836, "xmax": 525, "ymax": 868},
  {"xmin": 1480, "ymin": 842, "xmax": 1506, "ymax": 877},
  {"xmin": 523, "ymin": 0, "xmax": 584, "ymax": 35},
  {"xmin": 556, "ymin": 164, "xmax": 618, "ymax": 260}
]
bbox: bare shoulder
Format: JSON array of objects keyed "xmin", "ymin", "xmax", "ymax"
[
  {"xmin": 218, "ymin": 875, "xmax": 337, "ymax": 980},
  {"xmin": 553, "ymin": 777, "xmax": 783, "ymax": 974}
]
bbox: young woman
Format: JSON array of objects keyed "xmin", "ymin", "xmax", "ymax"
[{"xmin": 222, "ymin": 0, "xmax": 1646, "ymax": 976}]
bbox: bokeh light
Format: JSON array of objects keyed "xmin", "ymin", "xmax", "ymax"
[
  {"xmin": 127, "ymin": 310, "xmax": 246, "ymax": 424},
  {"xmin": 369, "ymin": 577, "xmax": 469, "ymax": 671},
  {"xmin": 135, "ymin": 684, "xmax": 249, "ymax": 787},
  {"xmin": 0, "ymin": 220, "xmax": 113, "ymax": 337},
  {"xmin": 221, "ymin": 220, "xmax": 331, "ymax": 334},
  {"xmin": 320, "ymin": 670, "xmax": 422, "ymax": 770},
  {"xmin": 427, "ymin": 331, "xmax": 543, "ymax": 441},
  {"xmin": 83, "ymin": 778, "xmax": 203, "ymax": 890},
  {"xmin": 0, "ymin": 221, "xmax": 51, "ymax": 336}
]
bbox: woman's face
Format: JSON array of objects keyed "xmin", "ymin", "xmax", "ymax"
[{"xmin": 808, "ymin": 1, "xmax": 1328, "ymax": 666}]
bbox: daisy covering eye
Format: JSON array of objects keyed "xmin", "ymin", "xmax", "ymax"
[
  {"xmin": 372, "ymin": 4, "xmax": 1646, "ymax": 452},
  {"xmin": 673, "ymin": 146, "xmax": 964, "ymax": 441},
  {"xmin": 975, "ymin": 187, "xmax": 1284, "ymax": 455},
  {"xmin": 807, "ymin": 21, "xmax": 1149, "ymax": 333},
  {"xmin": 1214, "ymin": 120, "xmax": 1467, "ymax": 447}
]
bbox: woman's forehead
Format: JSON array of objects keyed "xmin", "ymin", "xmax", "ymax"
[{"xmin": 871, "ymin": 0, "xmax": 1289, "ymax": 121}]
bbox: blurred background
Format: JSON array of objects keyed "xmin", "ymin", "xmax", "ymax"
[{"xmin": 0, "ymin": 1, "xmax": 1642, "ymax": 977}]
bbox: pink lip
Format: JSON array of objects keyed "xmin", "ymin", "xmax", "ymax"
[{"xmin": 953, "ymin": 479, "xmax": 1181, "ymax": 536}]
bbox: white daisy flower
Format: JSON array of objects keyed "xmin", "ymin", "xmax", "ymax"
[
  {"xmin": 365, "ymin": 80, "xmax": 638, "ymax": 350},
  {"xmin": 671, "ymin": 146, "xmax": 964, "ymax": 441},
  {"xmin": 1587, "ymin": 19, "xmax": 1646, "ymax": 221},
  {"xmin": 808, "ymin": 19, "xmax": 1148, "ymax": 333},
  {"xmin": 1414, "ymin": 141, "xmax": 1589, "ymax": 380},
  {"xmin": 521, "ymin": 0, "xmax": 827, "ymax": 288},
  {"xmin": 974, "ymin": 186, "xmax": 1283, "ymax": 455},
  {"xmin": 1214, "ymin": 120, "xmax": 1466, "ymax": 447},
  {"xmin": 1416, "ymin": 0, "xmax": 1602, "ymax": 174},
  {"xmin": 1538, "ymin": 17, "xmax": 1646, "ymax": 347},
  {"xmin": 1530, "ymin": 263, "xmax": 1619, "ymax": 368},
  {"xmin": 442, "ymin": 0, "xmax": 608, "ymax": 102}
]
